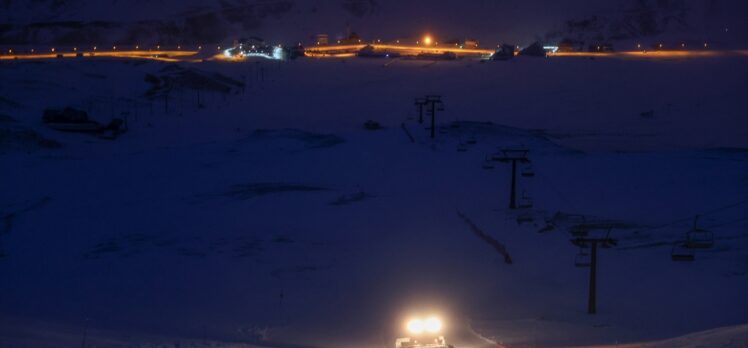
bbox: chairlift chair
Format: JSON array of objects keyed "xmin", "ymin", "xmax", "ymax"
[
  {"xmin": 521, "ymin": 165, "xmax": 535, "ymax": 178},
  {"xmin": 482, "ymin": 156, "xmax": 495, "ymax": 169},
  {"xmin": 518, "ymin": 192, "xmax": 533, "ymax": 209},
  {"xmin": 686, "ymin": 216, "xmax": 714, "ymax": 249},
  {"xmin": 671, "ymin": 241, "xmax": 695, "ymax": 262}
]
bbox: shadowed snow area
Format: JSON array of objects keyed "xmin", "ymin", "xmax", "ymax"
[{"xmin": 0, "ymin": 56, "xmax": 747, "ymax": 348}]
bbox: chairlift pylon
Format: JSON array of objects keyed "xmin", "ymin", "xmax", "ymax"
[
  {"xmin": 601, "ymin": 228, "xmax": 616, "ymax": 248},
  {"xmin": 575, "ymin": 247, "xmax": 591, "ymax": 268},
  {"xmin": 570, "ymin": 225, "xmax": 588, "ymax": 237},
  {"xmin": 492, "ymin": 148, "xmax": 529, "ymax": 162}
]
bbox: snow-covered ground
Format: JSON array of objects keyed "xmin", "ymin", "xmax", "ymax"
[{"xmin": 1, "ymin": 55, "xmax": 747, "ymax": 348}]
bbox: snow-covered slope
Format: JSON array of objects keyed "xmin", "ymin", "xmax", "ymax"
[{"xmin": 1, "ymin": 55, "xmax": 747, "ymax": 347}]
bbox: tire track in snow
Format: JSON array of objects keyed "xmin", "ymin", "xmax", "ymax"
[{"xmin": 457, "ymin": 211, "xmax": 512, "ymax": 264}]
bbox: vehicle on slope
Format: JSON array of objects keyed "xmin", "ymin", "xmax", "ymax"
[{"xmin": 396, "ymin": 317, "xmax": 453, "ymax": 348}]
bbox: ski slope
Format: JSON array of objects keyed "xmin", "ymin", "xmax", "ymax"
[{"xmin": 0, "ymin": 55, "xmax": 747, "ymax": 348}]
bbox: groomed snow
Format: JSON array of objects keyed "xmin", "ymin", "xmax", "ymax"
[{"xmin": 0, "ymin": 55, "xmax": 747, "ymax": 348}]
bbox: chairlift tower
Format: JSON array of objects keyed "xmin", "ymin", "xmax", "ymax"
[
  {"xmin": 425, "ymin": 95, "xmax": 444, "ymax": 139},
  {"xmin": 571, "ymin": 236, "xmax": 618, "ymax": 314},
  {"xmin": 493, "ymin": 148, "xmax": 530, "ymax": 209},
  {"xmin": 414, "ymin": 98, "xmax": 427, "ymax": 124}
]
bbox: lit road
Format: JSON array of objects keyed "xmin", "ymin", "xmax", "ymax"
[
  {"xmin": 0, "ymin": 50, "xmax": 201, "ymax": 62},
  {"xmin": 303, "ymin": 44, "xmax": 495, "ymax": 57},
  {"xmin": 549, "ymin": 50, "xmax": 730, "ymax": 59}
]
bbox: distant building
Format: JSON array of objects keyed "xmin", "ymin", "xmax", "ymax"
[
  {"xmin": 445, "ymin": 38, "xmax": 479, "ymax": 49},
  {"xmin": 589, "ymin": 43, "xmax": 614, "ymax": 52},
  {"xmin": 315, "ymin": 34, "xmax": 329, "ymax": 46},
  {"xmin": 287, "ymin": 45, "xmax": 305, "ymax": 59},
  {"xmin": 558, "ymin": 39, "xmax": 583, "ymax": 52},
  {"xmin": 234, "ymin": 37, "xmax": 266, "ymax": 48},
  {"xmin": 339, "ymin": 32, "xmax": 362, "ymax": 45},
  {"xmin": 463, "ymin": 39, "xmax": 479, "ymax": 49}
]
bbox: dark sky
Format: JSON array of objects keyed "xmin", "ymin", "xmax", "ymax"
[{"xmin": 2, "ymin": 0, "xmax": 747, "ymax": 46}]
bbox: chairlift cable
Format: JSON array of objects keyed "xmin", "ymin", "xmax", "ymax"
[
  {"xmin": 706, "ymin": 216, "xmax": 748, "ymax": 229},
  {"xmin": 534, "ymin": 170, "xmax": 579, "ymax": 212},
  {"xmin": 634, "ymin": 198, "xmax": 748, "ymax": 233}
]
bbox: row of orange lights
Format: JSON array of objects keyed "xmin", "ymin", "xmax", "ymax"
[
  {"xmin": 312, "ymin": 33, "xmax": 711, "ymax": 52},
  {"xmin": 318, "ymin": 35, "xmax": 453, "ymax": 47},
  {"xmin": 637, "ymin": 42, "xmax": 709, "ymax": 49},
  {"xmin": 2, "ymin": 45, "xmax": 227, "ymax": 55}
]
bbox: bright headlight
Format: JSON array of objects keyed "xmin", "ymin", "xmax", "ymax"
[
  {"xmin": 407, "ymin": 319, "xmax": 425, "ymax": 334},
  {"xmin": 425, "ymin": 317, "xmax": 442, "ymax": 333},
  {"xmin": 407, "ymin": 316, "xmax": 442, "ymax": 334}
]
